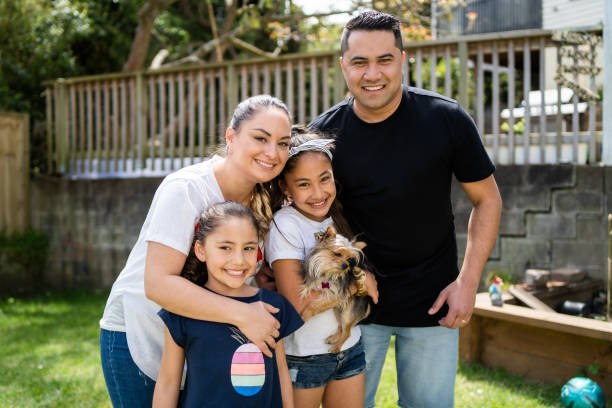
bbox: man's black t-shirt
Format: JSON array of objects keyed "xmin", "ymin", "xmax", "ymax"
[{"xmin": 311, "ymin": 85, "xmax": 495, "ymax": 327}]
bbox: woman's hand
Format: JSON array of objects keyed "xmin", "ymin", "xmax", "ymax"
[{"xmin": 236, "ymin": 301, "xmax": 281, "ymax": 357}]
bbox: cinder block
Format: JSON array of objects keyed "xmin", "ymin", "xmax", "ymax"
[
  {"xmin": 552, "ymin": 240, "xmax": 606, "ymax": 269},
  {"xmin": 453, "ymin": 210, "xmax": 470, "ymax": 234},
  {"xmin": 501, "ymin": 237, "xmax": 551, "ymax": 268},
  {"xmin": 527, "ymin": 165, "xmax": 574, "ymax": 188},
  {"xmin": 550, "ymin": 267, "xmax": 586, "ymax": 282},
  {"xmin": 499, "ymin": 211, "xmax": 525, "ymax": 236},
  {"xmin": 526, "ymin": 213, "xmax": 575, "ymax": 238},
  {"xmin": 502, "ymin": 186, "xmax": 550, "ymax": 211},
  {"xmin": 576, "ymin": 166, "xmax": 603, "ymax": 191},
  {"xmin": 495, "ymin": 165, "xmax": 524, "ymax": 187},
  {"xmin": 524, "ymin": 269, "xmax": 550, "ymax": 288},
  {"xmin": 576, "ymin": 215, "xmax": 606, "ymax": 240},
  {"xmin": 553, "ymin": 191, "xmax": 603, "ymax": 214}
]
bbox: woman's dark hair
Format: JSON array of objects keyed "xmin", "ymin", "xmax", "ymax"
[
  {"xmin": 341, "ymin": 11, "xmax": 403, "ymax": 56},
  {"xmin": 181, "ymin": 201, "xmax": 261, "ymax": 286},
  {"xmin": 270, "ymin": 125, "xmax": 354, "ymax": 239},
  {"xmin": 229, "ymin": 94, "xmax": 291, "ymax": 132}
]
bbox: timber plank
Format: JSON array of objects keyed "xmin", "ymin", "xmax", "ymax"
[
  {"xmin": 473, "ymin": 293, "xmax": 612, "ymax": 341},
  {"xmin": 509, "ymin": 285, "xmax": 556, "ymax": 312},
  {"xmin": 481, "ymin": 318, "xmax": 612, "ymax": 371}
]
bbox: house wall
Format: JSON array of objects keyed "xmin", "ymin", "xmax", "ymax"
[
  {"xmin": 25, "ymin": 165, "xmax": 612, "ymax": 291},
  {"xmin": 543, "ymin": 0, "xmax": 604, "ymax": 30}
]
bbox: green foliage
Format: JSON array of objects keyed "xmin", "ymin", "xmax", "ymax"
[
  {"xmin": 0, "ymin": 230, "xmax": 49, "ymax": 294},
  {"xmin": 0, "ymin": 0, "xmax": 143, "ymax": 173}
]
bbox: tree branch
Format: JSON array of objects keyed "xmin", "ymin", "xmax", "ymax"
[{"xmin": 123, "ymin": 0, "xmax": 179, "ymax": 72}]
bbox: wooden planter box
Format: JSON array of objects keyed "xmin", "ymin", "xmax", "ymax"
[{"xmin": 459, "ymin": 293, "xmax": 612, "ymax": 398}]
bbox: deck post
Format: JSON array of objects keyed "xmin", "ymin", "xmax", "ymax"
[{"xmin": 603, "ymin": 1, "xmax": 612, "ymax": 164}]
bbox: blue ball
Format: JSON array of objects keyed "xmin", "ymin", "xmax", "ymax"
[{"xmin": 560, "ymin": 377, "xmax": 606, "ymax": 408}]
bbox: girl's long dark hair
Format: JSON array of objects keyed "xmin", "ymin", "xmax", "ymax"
[
  {"xmin": 270, "ymin": 126, "xmax": 354, "ymax": 239},
  {"xmin": 181, "ymin": 201, "xmax": 261, "ymax": 286}
]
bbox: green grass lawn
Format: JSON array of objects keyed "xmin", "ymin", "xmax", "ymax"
[{"xmin": 0, "ymin": 291, "xmax": 562, "ymax": 408}]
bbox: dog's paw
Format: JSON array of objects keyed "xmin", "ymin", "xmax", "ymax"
[
  {"xmin": 327, "ymin": 344, "xmax": 342, "ymax": 354},
  {"xmin": 325, "ymin": 331, "xmax": 342, "ymax": 345}
]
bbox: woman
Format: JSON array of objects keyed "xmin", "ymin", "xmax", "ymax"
[{"xmin": 99, "ymin": 95, "xmax": 293, "ymax": 407}]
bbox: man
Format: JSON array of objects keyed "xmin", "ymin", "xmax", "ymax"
[{"xmin": 309, "ymin": 11, "xmax": 502, "ymax": 408}]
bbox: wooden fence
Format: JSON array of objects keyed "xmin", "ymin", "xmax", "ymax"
[
  {"xmin": 44, "ymin": 28, "xmax": 603, "ymax": 177},
  {"xmin": 0, "ymin": 112, "xmax": 30, "ymax": 234}
]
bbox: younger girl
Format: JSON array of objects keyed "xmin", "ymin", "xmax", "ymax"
[
  {"xmin": 265, "ymin": 130, "xmax": 372, "ymax": 408},
  {"xmin": 153, "ymin": 201, "xmax": 303, "ymax": 408}
]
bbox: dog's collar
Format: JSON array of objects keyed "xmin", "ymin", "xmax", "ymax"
[{"xmin": 321, "ymin": 282, "xmax": 330, "ymax": 289}]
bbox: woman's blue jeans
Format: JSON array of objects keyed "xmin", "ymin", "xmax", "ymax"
[
  {"xmin": 361, "ymin": 324, "xmax": 459, "ymax": 408},
  {"xmin": 100, "ymin": 329, "xmax": 156, "ymax": 408}
]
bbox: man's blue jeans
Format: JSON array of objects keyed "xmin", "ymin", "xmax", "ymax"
[
  {"xmin": 361, "ymin": 324, "xmax": 458, "ymax": 408},
  {"xmin": 100, "ymin": 329, "xmax": 156, "ymax": 408}
]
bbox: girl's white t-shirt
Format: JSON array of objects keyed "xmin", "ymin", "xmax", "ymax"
[
  {"xmin": 264, "ymin": 205, "xmax": 361, "ymax": 356},
  {"xmin": 99, "ymin": 156, "xmax": 224, "ymax": 380}
]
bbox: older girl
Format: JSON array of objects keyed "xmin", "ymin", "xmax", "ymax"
[{"xmin": 100, "ymin": 95, "xmax": 293, "ymax": 407}]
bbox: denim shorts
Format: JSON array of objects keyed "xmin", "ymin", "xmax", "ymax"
[{"xmin": 285, "ymin": 340, "xmax": 366, "ymax": 389}]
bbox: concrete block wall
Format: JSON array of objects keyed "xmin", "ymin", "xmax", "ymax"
[
  {"xmin": 29, "ymin": 165, "xmax": 611, "ymax": 290},
  {"xmin": 31, "ymin": 175, "xmax": 161, "ymax": 289},
  {"xmin": 453, "ymin": 165, "xmax": 609, "ymax": 287}
]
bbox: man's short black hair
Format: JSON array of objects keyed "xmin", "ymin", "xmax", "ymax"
[{"xmin": 341, "ymin": 11, "xmax": 403, "ymax": 56}]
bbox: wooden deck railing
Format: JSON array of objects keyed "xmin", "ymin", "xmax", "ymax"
[{"xmin": 44, "ymin": 28, "xmax": 603, "ymax": 176}]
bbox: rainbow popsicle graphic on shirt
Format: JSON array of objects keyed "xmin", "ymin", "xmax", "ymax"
[{"xmin": 230, "ymin": 343, "xmax": 265, "ymax": 396}]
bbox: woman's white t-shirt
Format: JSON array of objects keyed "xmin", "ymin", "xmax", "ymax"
[
  {"xmin": 264, "ymin": 205, "xmax": 361, "ymax": 356},
  {"xmin": 99, "ymin": 157, "xmax": 224, "ymax": 380}
]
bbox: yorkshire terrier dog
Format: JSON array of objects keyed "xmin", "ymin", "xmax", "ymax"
[{"xmin": 300, "ymin": 226, "xmax": 371, "ymax": 353}]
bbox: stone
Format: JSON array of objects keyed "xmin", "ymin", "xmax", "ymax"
[
  {"xmin": 524, "ymin": 269, "xmax": 550, "ymax": 288},
  {"xmin": 550, "ymin": 267, "xmax": 586, "ymax": 282}
]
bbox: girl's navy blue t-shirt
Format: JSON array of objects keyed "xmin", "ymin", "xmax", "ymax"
[{"xmin": 158, "ymin": 288, "xmax": 303, "ymax": 408}]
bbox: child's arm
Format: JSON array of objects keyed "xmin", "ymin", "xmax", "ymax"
[
  {"xmin": 153, "ymin": 327, "xmax": 185, "ymax": 408},
  {"xmin": 273, "ymin": 259, "xmax": 319, "ymax": 313},
  {"xmin": 275, "ymin": 339, "xmax": 294, "ymax": 408}
]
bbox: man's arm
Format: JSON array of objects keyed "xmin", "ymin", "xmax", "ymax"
[{"xmin": 428, "ymin": 174, "xmax": 502, "ymax": 329}]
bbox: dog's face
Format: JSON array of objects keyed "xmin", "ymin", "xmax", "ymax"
[{"xmin": 305, "ymin": 226, "xmax": 366, "ymax": 281}]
